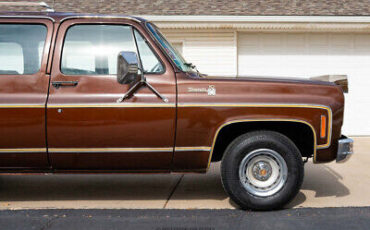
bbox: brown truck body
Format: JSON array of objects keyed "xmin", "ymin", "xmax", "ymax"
[{"xmin": 0, "ymin": 12, "xmax": 346, "ymax": 173}]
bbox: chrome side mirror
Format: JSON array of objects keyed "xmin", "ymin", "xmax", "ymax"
[
  {"xmin": 117, "ymin": 51, "xmax": 140, "ymax": 84},
  {"xmin": 116, "ymin": 51, "xmax": 169, "ymax": 103}
]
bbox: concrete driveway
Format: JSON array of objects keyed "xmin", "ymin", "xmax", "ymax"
[{"xmin": 0, "ymin": 137, "xmax": 368, "ymax": 210}]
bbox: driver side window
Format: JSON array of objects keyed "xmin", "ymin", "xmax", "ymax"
[
  {"xmin": 61, "ymin": 24, "xmax": 164, "ymax": 75},
  {"xmin": 134, "ymin": 30, "xmax": 164, "ymax": 74},
  {"xmin": 61, "ymin": 24, "xmax": 136, "ymax": 75}
]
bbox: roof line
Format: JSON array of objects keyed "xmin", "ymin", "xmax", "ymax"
[
  {"xmin": 59, "ymin": 15, "xmax": 142, "ymax": 23},
  {"xmin": 0, "ymin": 15, "xmax": 55, "ymax": 22},
  {"xmin": 137, "ymin": 15, "xmax": 370, "ymax": 23}
]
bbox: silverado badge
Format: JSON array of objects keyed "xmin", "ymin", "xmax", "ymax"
[{"xmin": 188, "ymin": 85, "xmax": 216, "ymax": 96}]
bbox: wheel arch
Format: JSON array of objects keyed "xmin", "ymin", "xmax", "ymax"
[{"xmin": 208, "ymin": 119, "xmax": 317, "ymax": 167}]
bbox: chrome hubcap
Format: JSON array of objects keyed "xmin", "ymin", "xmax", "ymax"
[
  {"xmin": 252, "ymin": 161, "xmax": 272, "ymax": 181},
  {"xmin": 239, "ymin": 149, "xmax": 288, "ymax": 197}
]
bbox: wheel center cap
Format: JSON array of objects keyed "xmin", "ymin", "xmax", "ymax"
[{"xmin": 252, "ymin": 161, "xmax": 272, "ymax": 181}]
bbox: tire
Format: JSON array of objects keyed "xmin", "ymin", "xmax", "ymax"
[{"xmin": 221, "ymin": 131, "xmax": 304, "ymax": 211}]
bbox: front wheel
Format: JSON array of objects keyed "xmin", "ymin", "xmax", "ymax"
[{"xmin": 221, "ymin": 131, "xmax": 304, "ymax": 210}]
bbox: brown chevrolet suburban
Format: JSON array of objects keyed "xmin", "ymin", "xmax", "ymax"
[{"xmin": 0, "ymin": 9, "xmax": 353, "ymax": 210}]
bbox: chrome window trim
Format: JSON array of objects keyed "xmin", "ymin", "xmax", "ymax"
[
  {"xmin": 0, "ymin": 15, "xmax": 55, "ymax": 22},
  {"xmin": 59, "ymin": 15, "xmax": 142, "ymax": 23}
]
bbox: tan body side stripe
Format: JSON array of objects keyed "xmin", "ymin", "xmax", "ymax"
[
  {"xmin": 48, "ymin": 147, "xmax": 174, "ymax": 153},
  {"xmin": 0, "ymin": 147, "xmax": 212, "ymax": 153},
  {"xmin": 178, "ymin": 103, "xmax": 332, "ymax": 149},
  {"xmin": 0, "ymin": 104, "xmax": 44, "ymax": 108},
  {"xmin": 0, "ymin": 148, "xmax": 47, "ymax": 153},
  {"xmin": 175, "ymin": 147, "xmax": 211, "ymax": 152},
  {"xmin": 47, "ymin": 103, "xmax": 176, "ymax": 108},
  {"xmin": 207, "ymin": 119, "xmax": 318, "ymax": 169}
]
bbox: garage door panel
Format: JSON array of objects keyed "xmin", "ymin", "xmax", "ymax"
[
  {"xmin": 238, "ymin": 33, "xmax": 259, "ymax": 45},
  {"xmin": 164, "ymin": 30, "xmax": 237, "ymax": 76},
  {"xmin": 238, "ymin": 32, "xmax": 370, "ymax": 135}
]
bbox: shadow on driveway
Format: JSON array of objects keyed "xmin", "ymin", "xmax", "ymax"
[{"xmin": 0, "ymin": 162, "xmax": 350, "ymax": 209}]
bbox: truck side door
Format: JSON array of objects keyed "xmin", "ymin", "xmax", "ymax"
[
  {"xmin": 47, "ymin": 18, "xmax": 176, "ymax": 171},
  {"xmin": 0, "ymin": 18, "xmax": 53, "ymax": 168}
]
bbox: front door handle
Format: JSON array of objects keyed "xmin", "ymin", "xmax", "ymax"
[{"xmin": 52, "ymin": 81, "xmax": 79, "ymax": 89}]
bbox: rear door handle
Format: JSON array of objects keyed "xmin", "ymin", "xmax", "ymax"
[{"xmin": 52, "ymin": 81, "xmax": 79, "ymax": 89}]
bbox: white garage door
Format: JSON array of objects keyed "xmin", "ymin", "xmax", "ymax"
[
  {"xmin": 163, "ymin": 30, "xmax": 237, "ymax": 77},
  {"xmin": 238, "ymin": 32, "xmax": 370, "ymax": 135}
]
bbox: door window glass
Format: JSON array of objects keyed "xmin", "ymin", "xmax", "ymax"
[
  {"xmin": 61, "ymin": 25, "xmax": 136, "ymax": 75},
  {"xmin": 0, "ymin": 24, "xmax": 47, "ymax": 75},
  {"xmin": 134, "ymin": 30, "xmax": 164, "ymax": 73}
]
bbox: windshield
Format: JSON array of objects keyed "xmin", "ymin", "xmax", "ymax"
[{"xmin": 146, "ymin": 23, "xmax": 192, "ymax": 72}]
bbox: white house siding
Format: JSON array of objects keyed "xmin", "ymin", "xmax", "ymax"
[
  {"xmin": 161, "ymin": 27, "xmax": 369, "ymax": 136},
  {"xmin": 237, "ymin": 32, "xmax": 370, "ymax": 136},
  {"xmin": 162, "ymin": 29, "xmax": 237, "ymax": 77}
]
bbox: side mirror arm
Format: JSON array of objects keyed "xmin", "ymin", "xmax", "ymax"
[
  {"xmin": 116, "ymin": 73, "xmax": 169, "ymax": 103},
  {"xmin": 116, "ymin": 78, "xmax": 144, "ymax": 103},
  {"xmin": 144, "ymin": 78, "xmax": 169, "ymax": 103}
]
